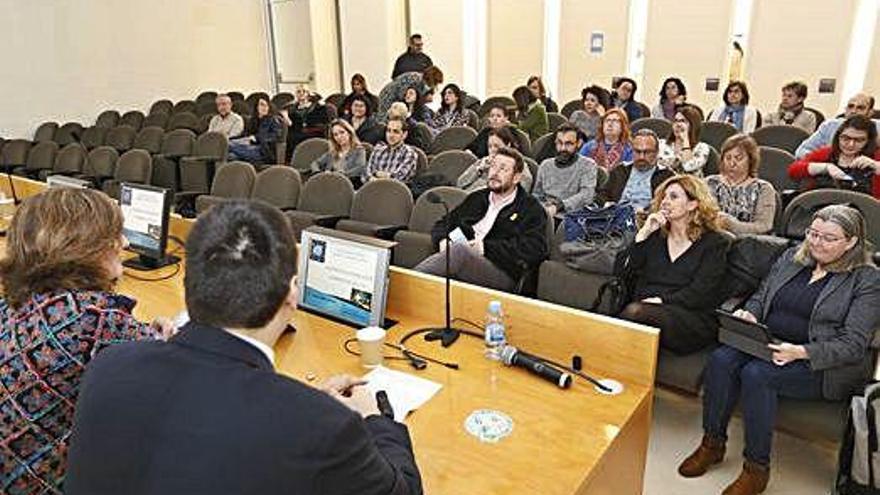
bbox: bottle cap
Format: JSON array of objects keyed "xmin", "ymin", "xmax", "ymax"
[{"xmin": 489, "ymin": 300, "xmax": 502, "ymax": 313}]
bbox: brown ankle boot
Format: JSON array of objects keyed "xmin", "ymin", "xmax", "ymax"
[
  {"xmin": 677, "ymin": 435, "xmax": 726, "ymax": 478},
  {"xmin": 722, "ymin": 460, "xmax": 770, "ymax": 495}
]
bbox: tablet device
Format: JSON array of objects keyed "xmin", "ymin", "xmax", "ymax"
[{"xmin": 716, "ymin": 310, "xmax": 780, "ymax": 362}]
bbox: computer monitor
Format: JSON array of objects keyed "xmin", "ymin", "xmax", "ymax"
[
  {"xmin": 119, "ymin": 182, "xmax": 178, "ymax": 270},
  {"xmin": 297, "ymin": 227, "xmax": 395, "ymax": 329}
]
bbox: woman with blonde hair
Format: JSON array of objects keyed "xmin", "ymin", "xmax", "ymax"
[
  {"xmin": 0, "ymin": 188, "xmax": 171, "ymax": 493},
  {"xmin": 679, "ymin": 204, "xmax": 879, "ymax": 495},
  {"xmin": 618, "ymin": 174, "xmax": 730, "ymax": 354},
  {"xmin": 579, "ymin": 108, "xmax": 634, "ymax": 172},
  {"xmin": 310, "ymin": 119, "xmax": 367, "ymax": 186},
  {"xmin": 706, "ymin": 134, "xmax": 777, "ymax": 235}
]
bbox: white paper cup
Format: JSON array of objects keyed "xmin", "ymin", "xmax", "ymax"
[{"xmin": 356, "ymin": 326, "xmax": 386, "ymax": 368}]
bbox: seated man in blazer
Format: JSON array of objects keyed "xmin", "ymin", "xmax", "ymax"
[
  {"xmin": 65, "ymin": 200, "xmax": 422, "ymax": 495},
  {"xmin": 595, "ymin": 128, "xmax": 674, "ymax": 212},
  {"xmin": 414, "ymin": 146, "xmax": 548, "ymax": 292}
]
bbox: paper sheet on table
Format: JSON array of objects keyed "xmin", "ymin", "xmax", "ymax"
[{"xmin": 362, "ymin": 366, "xmax": 442, "ymax": 422}]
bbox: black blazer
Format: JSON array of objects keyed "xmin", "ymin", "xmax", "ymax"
[
  {"xmin": 66, "ymin": 323, "xmax": 422, "ymax": 495},
  {"xmin": 431, "ymin": 186, "xmax": 548, "ymax": 280}
]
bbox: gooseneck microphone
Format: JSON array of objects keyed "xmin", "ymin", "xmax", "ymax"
[{"xmin": 500, "ymin": 345, "xmax": 572, "ymax": 389}]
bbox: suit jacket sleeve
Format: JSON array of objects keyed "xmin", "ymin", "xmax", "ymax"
[
  {"xmin": 804, "ymin": 268, "xmax": 880, "ymax": 371},
  {"xmin": 315, "ymin": 413, "xmax": 422, "ymax": 495},
  {"xmin": 663, "ymin": 233, "xmax": 730, "ymax": 309}
]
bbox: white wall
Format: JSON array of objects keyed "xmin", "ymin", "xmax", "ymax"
[
  {"xmin": 0, "ymin": 0, "xmax": 272, "ymax": 139},
  {"xmin": 863, "ymin": 14, "xmax": 880, "ymax": 101},
  {"xmin": 642, "ymin": 0, "xmax": 735, "ymax": 114},
  {"xmin": 410, "ymin": 0, "xmax": 464, "ymax": 88},
  {"xmin": 337, "ymin": 0, "xmax": 406, "ymax": 95},
  {"xmin": 746, "ymin": 0, "xmax": 858, "ymax": 118},
  {"xmin": 486, "ymin": 0, "xmax": 544, "ymax": 98}
]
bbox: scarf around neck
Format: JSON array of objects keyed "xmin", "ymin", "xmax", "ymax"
[{"xmin": 778, "ymin": 102, "xmax": 805, "ymax": 124}]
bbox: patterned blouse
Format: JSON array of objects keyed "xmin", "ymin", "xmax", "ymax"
[
  {"xmin": 658, "ymin": 141, "xmax": 711, "ymax": 177},
  {"xmin": 430, "ymin": 109, "xmax": 469, "ymax": 133},
  {"xmin": 1, "ymin": 289, "xmax": 159, "ymax": 494}
]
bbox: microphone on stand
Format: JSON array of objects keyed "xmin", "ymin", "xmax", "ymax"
[{"xmin": 420, "ymin": 191, "xmax": 464, "ymax": 348}]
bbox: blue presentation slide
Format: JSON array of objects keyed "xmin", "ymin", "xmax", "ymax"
[{"xmin": 303, "ymin": 286, "xmax": 371, "ymax": 327}]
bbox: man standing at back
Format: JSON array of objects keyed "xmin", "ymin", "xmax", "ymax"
[
  {"xmin": 392, "ymin": 34, "xmax": 433, "ymax": 79},
  {"xmin": 65, "ymin": 201, "xmax": 423, "ymax": 495}
]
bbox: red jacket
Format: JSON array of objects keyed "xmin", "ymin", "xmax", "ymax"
[{"xmin": 788, "ymin": 146, "xmax": 880, "ymax": 199}]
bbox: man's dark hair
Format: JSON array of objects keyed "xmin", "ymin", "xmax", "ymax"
[
  {"xmin": 410, "ymin": 34, "xmax": 422, "ymax": 42},
  {"xmin": 495, "ymin": 146, "xmax": 525, "ymax": 174},
  {"xmin": 555, "ymin": 122, "xmax": 580, "ymax": 139},
  {"xmin": 184, "ymin": 200, "xmax": 298, "ymax": 329},
  {"xmin": 782, "ymin": 81, "xmax": 808, "ymax": 99}
]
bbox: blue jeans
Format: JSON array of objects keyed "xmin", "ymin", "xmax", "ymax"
[
  {"xmin": 228, "ymin": 141, "xmax": 264, "ymax": 164},
  {"xmin": 702, "ymin": 345, "xmax": 823, "ymax": 465}
]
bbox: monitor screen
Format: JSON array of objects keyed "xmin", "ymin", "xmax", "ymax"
[
  {"xmin": 297, "ymin": 227, "xmax": 394, "ymax": 328},
  {"xmin": 119, "ymin": 182, "xmax": 171, "ymax": 260}
]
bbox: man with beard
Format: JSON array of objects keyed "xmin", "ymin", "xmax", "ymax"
[
  {"xmin": 414, "ymin": 147, "xmax": 548, "ymax": 292},
  {"xmin": 532, "ymin": 123, "xmax": 598, "ymax": 217},
  {"xmin": 595, "ymin": 128, "xmax": 674, "ymax": 211}
]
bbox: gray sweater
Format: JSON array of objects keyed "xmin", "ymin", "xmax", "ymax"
[
  {"xmin": 310, "ymin": 146, "xmax": 366, "ymax": 179},
  {"xmin": 532, "ymin": 155, "xmax": 598, "ymax": 212}
]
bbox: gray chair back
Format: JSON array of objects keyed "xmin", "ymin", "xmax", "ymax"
[
  {"xmin": 512, "ymin": 127, "xmax": 531, "ymax": 156},
  {"xmin": 349, "ymin": 179, "xmax": 414, "ymax": 226},
  {"xmin": 291, "ymin": 138, "xmax": 330, "ymax": 171},
  {"xmin": 414, "ymin": 146, "xmax": 429, "ymax": 175},
  {"xmin": 426, "ymin": 150, "xmax": 477, "ymax": 183},
  {"xmin": 54, "ymin": 122, "xmax": 84, "ymax": 147},
  {"xmin": 1, "ymin": 139, "xmax": 32, "ymax": 168},
  {"xmin": 252, "ymin": 165, "xmax": 301, "ymax": 210},
  {"xmin": 53, "ymin": 143, "xmax": 87, "ymax": 175},
  {"xmin": 631, "ymin": 117, "xmax": 672, "ymax": 139},
  {"xmin": 81, "ymin": 126, "xmax": 108, "ymax": 150},
  {"xmin": 464, "ymin": 109, "xmax": 480, "ymax": 130},
  {"xmin": 530, "ymin": 132, "xmax": 555, "ymax": 160},
  {"xmin": 172, "ymin": 100, "xmax": 197, "ymax": 115},
  {"xmin": 196, "ymin": 91, "xmax": 218, "ymax": 105},
  {"xmin": 758, "ymin": 146, "xmax": 797, "ymax": 191},
  {"xmin": 133, "ymin": 126, "xmax": 165, "ymax": 154},
  {"xmin": 85, "ymin": 146, "xmax": 119, "ymax": 180},
  {"xmin": 167, "ymin": 112, "xmax": 201, "ymax": 133},
  {"xmin": 781, "ymin": 189, "xmax": 880, "ymax": 247},
  {"xmin": 115, "ymin": 149, "xmax": 153, "ymax": 183},
  {"xmin": 700, "ymin": 121, "xmax": 739, "ymax": 151},
  {"xmin": 121, "ymin": 110, "xmax": 145, "ymax": 130},
  {"xmin": 407, "ymin": 186, "xmax": 467, "ymax": 232},
  {"xmin": 193, "ymin": 131, "xmax": 229, "ymax": 159},
  {"xmin": 560, "ymin": 99, "xmax": 583, "ymax": 118},
  {"xmin": 547, "ymin": 112, "xmax": 568, "ymax": 134},
  {"xmin": 104, "ymin": 125, "xmax": 137, "ymax": 152},
  {"xmin": 210, "ymin": 161, "xmax": 257, "ymax": 198},
  {"xmin": 161, "ymin": 129, "xmax": 196, "ymax": 157},
  {"xmin": 245, "ymin": 92, "xmax": 271, "ymax": 110},
  {"xmin": 325, "ymin": 92, "xmax": 345, "ymax": 110},
  {"xmin": 95, "ymin": 110, "xmax": 120, "ymax": 129},
  {"xmin": 298, "ymin": 171, "xmax": 354, "ymax": 216},
  {"xmin": 751, "ymin": 125, "xmax": 810, "ymax": 155},
  {"xmin": 34, "ymin": 122, "xmax": 59, "ymax": 142},
  {"xmin": 149, "ymin": 100, "xmax": 173, "ymax": 115},
  {"xmin": 271, "ymin": 92, "xmax": 295, "ymax": 109},
  {"xmin": 704, "ymin": 146, "xmax": 721, "ymax": 176},
  {"xmin": 24, "ymin": 141, "xmax": 59, "ymax": 172},
  {"xmin": 143, "ymin": 112, "xmax": 169, "ymax": 130},
  {"xmin": 431, "ymin": 126, "xmax": 477, "ymax": 154}
]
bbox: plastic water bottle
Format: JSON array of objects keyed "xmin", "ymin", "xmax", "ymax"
[{"xmin": 484, "ymin": 300, "xmax": 506, "ymax": 360}]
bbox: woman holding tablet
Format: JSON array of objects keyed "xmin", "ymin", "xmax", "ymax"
[{"xmin": 678, "ymin": 204, "xmax": 880, "ymax": 495}]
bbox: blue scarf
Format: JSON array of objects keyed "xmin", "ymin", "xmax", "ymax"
[{"xmin": 721, "ymin": 105, "xmax": 745, "ymax": 130}]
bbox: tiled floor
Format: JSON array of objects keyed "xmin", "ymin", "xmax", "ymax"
[{"xmin": 644, "ymin": 388, "xmax": 838, "ymax": 495}]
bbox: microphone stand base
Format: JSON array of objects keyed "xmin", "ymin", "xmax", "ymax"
[{"xmin": 422, "ymin": 327, "xmax": 464, "ymax": 348}]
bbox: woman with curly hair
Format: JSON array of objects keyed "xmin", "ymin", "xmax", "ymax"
[{"xmin": 618, "ymin": 174, "xmax": 731, "ymax": 354}]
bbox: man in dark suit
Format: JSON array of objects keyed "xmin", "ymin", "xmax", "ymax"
[
  {"xmin": 595, "ymin": 128, "xmax": 674, "ymax": 211},
  {"xmin": 65, "ymin": 200, "xmax": 422, "ymax": 495}
]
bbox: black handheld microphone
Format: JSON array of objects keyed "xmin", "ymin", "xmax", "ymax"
[{"xmin": 500, "ymin": 345, "xmax": 572, "ymax": 389}]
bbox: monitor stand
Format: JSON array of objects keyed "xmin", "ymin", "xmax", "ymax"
[{"xmin": 123, "ymin": 254, "xmax": 181, "ymax": 271}]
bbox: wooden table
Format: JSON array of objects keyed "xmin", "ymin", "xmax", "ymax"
[{"xmin": 2, "ymin": 175, "xmax": 660, "ymax": 494}]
